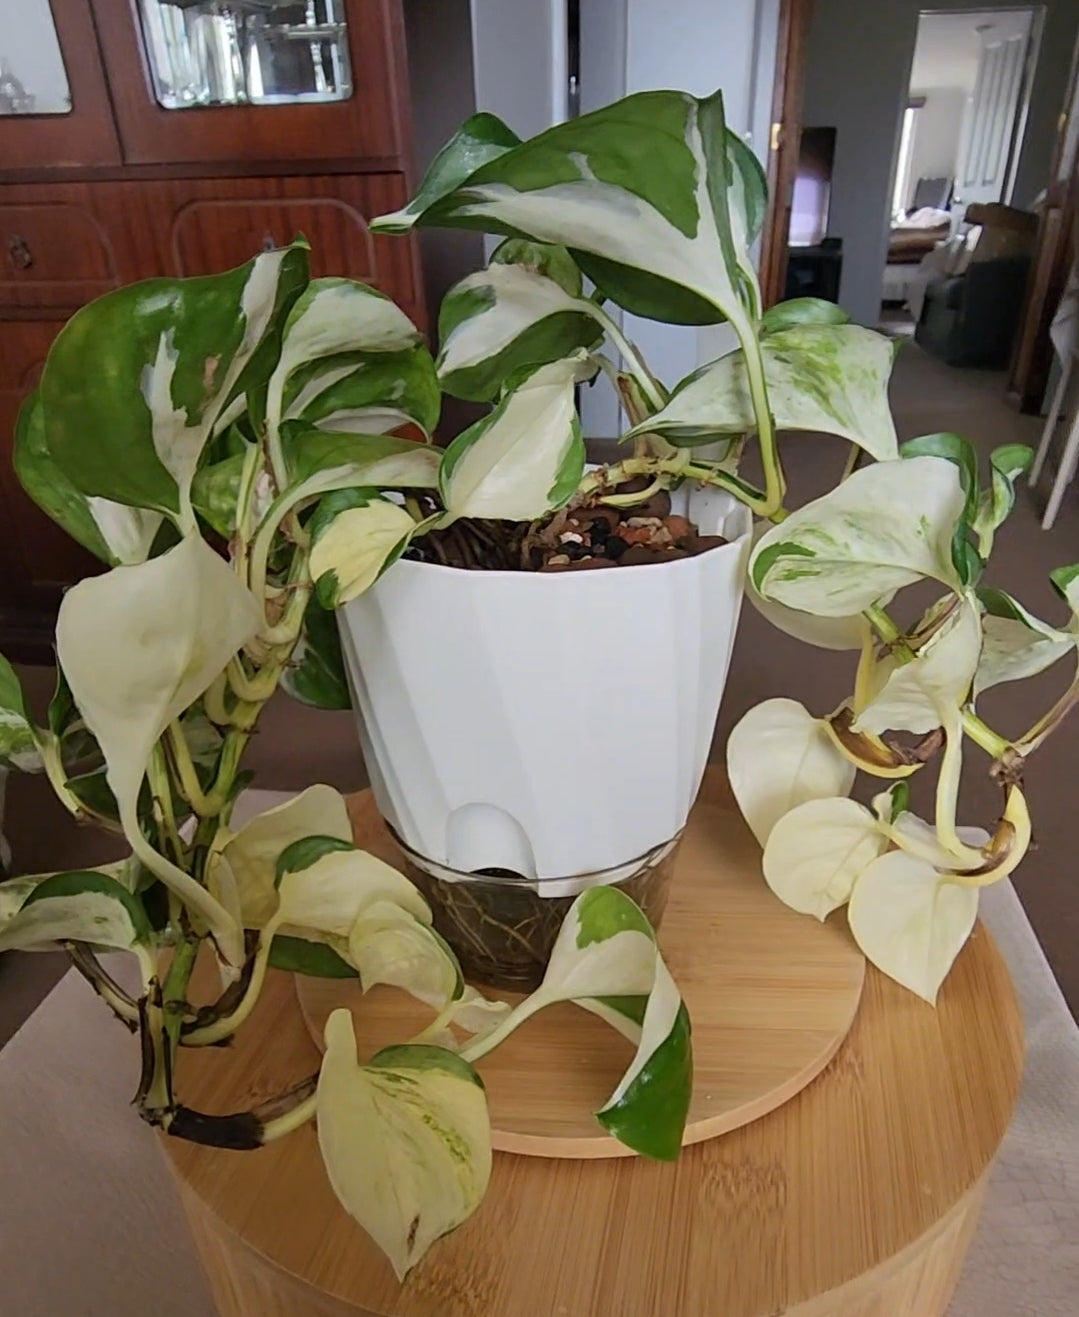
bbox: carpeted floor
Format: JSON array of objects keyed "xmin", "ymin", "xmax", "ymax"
[{"xmin": 2, "ymin": 338, "xmax": 1076, "ymax": 1044}]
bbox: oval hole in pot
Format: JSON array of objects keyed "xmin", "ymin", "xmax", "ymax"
[{"xmin": 445, "ymin": 803, "xmax": 538, "ymax": 880}]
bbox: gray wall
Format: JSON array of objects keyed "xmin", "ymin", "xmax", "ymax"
[
  {"xmin": 803, "ymin": 0, "xmax": 1079, "ymax": 327},
  {"xmin": 403, "ymin": 0, "xmax": 484, "ymax": 329},
  {"xmin": 906, "ymin": 86, "xmax": 968, "ymax": 209}
]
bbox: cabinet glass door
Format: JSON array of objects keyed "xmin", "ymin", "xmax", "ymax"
[
  {"xmin": 0, "ymin": 0, "xmax": 71, "ymax": 115},
  {"xmin": 138, "ymin": 1, "xmax": 352, "ymax": 110},
  {"xmin": 91, "ymin": 0, "xmax": 404, "ymax": 167},
  {"xmin": 0, "ymin": 0, "xmax": 121, "ymax": 170}
]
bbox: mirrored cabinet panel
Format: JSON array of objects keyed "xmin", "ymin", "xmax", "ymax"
[
  {"xmin": 0, "ymin": 0, "xmax": 72, "ymax": 115},
  {"xmin": 138, "ymin": 0, "xmax": 353, "ymax": 110}
]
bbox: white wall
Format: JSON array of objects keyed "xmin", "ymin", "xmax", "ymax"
[
  {"xmin": 0, "ymin": 0, "xmax": 70, "ymax": 113},
  {"xmin": 905, "ymin": 87, "xmax": 968, "ymax": 208},
  {"xmin": 468, "ymin": 0, "xmax": 567, "ymax": 137},
  {"xmin": 465, "ymin": 0, "xmax": 778, "ymax": 434},
  {"xmin": 803, "ymin": 0, "xmax": 1077, "ymax": 327}
]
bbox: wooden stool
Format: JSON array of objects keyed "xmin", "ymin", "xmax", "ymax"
[{"xmin": 164, "ymin": 776, "xmax": 1023, "ymax": 1317}]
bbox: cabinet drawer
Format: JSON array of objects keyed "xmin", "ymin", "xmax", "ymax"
[
  {"xmin": 0, "ymin": 204, "xmax": 118, "ymax": 310},
  {"xmin": 162, "ymin": 174, "xmax": 426, "ymax": 329}
]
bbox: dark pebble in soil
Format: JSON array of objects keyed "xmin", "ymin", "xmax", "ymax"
[
  {"xmin": 605, "ymin": 535, "xmax": 628, "ymax": 560},
  {"xmin": 561, "ymin": 540, "xmax": 587, "ymax": 561}
]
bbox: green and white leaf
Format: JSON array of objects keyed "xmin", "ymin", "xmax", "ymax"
[
  {"xmin": 0, "ymin": 870, "xmax": 152, "ymax": 955},
  {"xmin": 847, "ymin": 851, "xmax": 979, "ymax": 1003},
  {"xmin": 727, "ymin": 698, "xmax": 856, "ymax": 848},
  {"xmin": 281, "ymin": 593, "xmax": 352, "ymax": 710},
  {"xmin": 308, "ymin": 489, "xmax": 421, "ymax": 608},
  {"xmin": 438, "ymin": 356, "xmax": 585, "ymax": 522},
  {"xmin": 762, "ymin": 796, "xmax": 887, "ymax": 920},
  {"xmin": 751, "ymin": 456, "xmax": 966, "ymax": 617},
  {"xmin": 40, "ymin": 244, "xmax": 308, "ymax": 521},
  {"xmin": 437, "ymin": 257, "xmax": 602, "ymax": 402},
  {"xmin": 760, "ymin": 297, "xmax": 850, "ymax": 333},
  {"xmin": 975, "ymin": 587, "xmax": 1074, "ymax": 695},
  {"xmin": 461, "ymin": 886, "xmax": 691, "ymax": 1160},
  {"xmin": 973, "ymin": 444, "xmax": 1033, "ymax": 555},
  {"xmin": 282, "ymin": 429, "xmax": 441, "ymax": 493},
  {"xmin": 14, "ymin": 391, "xmax": 164, "ymax": 566},
  {"xmin": 370, "ymin": 111, "xmax": 521, "ymax": 235},
  {"xmin": 281, "ymin": 346, "xmax": 440, "ymax": 440},
  {"xmin": 0, "ymin": 654, "xmax": 43, "ymax": 771},
  {"xmin": 55, "ymin": 533, "xmax": 260, "ymax": 962},
  {"xmin": 218, "ymin": 784, "xmax": 353, "ymax": 929},
  {"xmin": 268, "ymin": 279, "xmax": 424, "ymax": 451},
  {"xmin": 629, "ymin": 324, "xmax": 898, "ymax": 460},
  {"xmin": 373, "ymin": 89, "xmax": 763, "ymax": 332},
  {"xmin": 276, "ymin": 846, "xmax": 432, "ymax": 943},
  {"xmin": 348, "ymin": 899, "xmax": 462, "ymax": 1009},
  {"xmin": 854, "ymin": 595, "xmax": 981, "ymax": 735},
  {"xmin": 317, "ymin": 1011, "xmax": 491, "ymax": 1279}
]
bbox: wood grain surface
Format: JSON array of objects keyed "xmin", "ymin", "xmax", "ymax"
[
  {"xmin": 297, "ymin": 773, "xmax": 866, "ymax": 1157},
  {"xmin": 164, "ymin": 774, "xmax": 1024, "ymax": 1317}
]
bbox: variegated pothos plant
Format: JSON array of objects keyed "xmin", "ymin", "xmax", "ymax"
[{"xmin": 0, "ymin": 88, "xmax": 1074, "ymax": 1277}]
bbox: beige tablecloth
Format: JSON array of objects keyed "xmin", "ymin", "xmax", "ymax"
[{"xmin": 0, "ymin": 878, "xmax": 1076, "ymax": 1317}]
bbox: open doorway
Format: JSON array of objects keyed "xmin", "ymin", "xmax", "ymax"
[{"xmin": 882, "ymin": 8, "xmax": 1042, "ymax": 350}]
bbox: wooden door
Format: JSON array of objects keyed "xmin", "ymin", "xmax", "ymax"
[
  {"xmin": 0, "ymin": 0, "xmax": 121, "ymax": 171},
  {"xmin": 953, "ymin": 10, "xmax": 1036, "ymax": 209},
  {"xmin": 89, "ymin": 0, "xmax": 411, "ymax": 169},
  {"xmin": 758, "ymin": 0, "xmax": 814, "ymax": 310},
  {"xmin": 1008, "ymin": 32, "xmax": 1079, "ymax": 412}
]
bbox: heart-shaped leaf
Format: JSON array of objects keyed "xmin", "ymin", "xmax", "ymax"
[
  {"xmin": 461, "ymin": 886, "xmax": 691, "ymax": 1160},
  {"xmin": 308, "ymin": 489, "xmax": 421, "ymax": 608},
  {"xmin": 0, "ymin": 870, "xmax": 152, "ymax": 954},
  {"xmin": 348, "ymin": 899, "xmax": 463, "ymax": 1008},
  {"xmin": 373, "ymin": 89, "xmax": 762, "ymax": 332},
  {"xmin": 281, "ymin": 347, "xmax": 440, "ymax": 440},
  {"xmin": 974, "ymin": 587, "xmax": 1074, "ymax": 695},
  {"xmin": 437, "ymin": 253, "xmax": 602, "ymax": 402},
  {"xmin": 40, "ymin": 245, "xmax": 308, "ymax": 519},
  {"xmin": 18, "ymin": 389, "xmax": 165, "ymax": 565},
  {"xmin": 762, "ymin": 796, "xmax": 886, "ymax": 920},
  {"xmin": 727, "ymin": 698, "xmax": 856, "ymax": 847},
  {"xmin": 218, "ymin": 784, "xmax": 353, "ymax": 929},
  {"xmin": 854, "ymin": 596, "xmax": 981, "ymax": 736},
  {"xmin": 438, "ymin": 356, "xmax": 585, "ymax": 522},
  {"xmin": 317, "ymin": 1012, "xmax": 491, "ymax": 1279},
  {"xmin": 846, "ymin": 851, "xmax": 979, "ymax": 1003},
  {"xmin": 56, "ymin": 534, "xmax": 260, "ymax": 960},
  {"xmin": 751, "ymin": 456, "xmax": 966, "ymax": 617},
  {"xmin": 630, "ymin": 324, "xmax": 898, "ymax": 460}
]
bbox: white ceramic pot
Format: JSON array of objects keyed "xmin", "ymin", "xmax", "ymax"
[{"xmin": 338, "ymin": 484, "xmax": 751, "ymax": 881}]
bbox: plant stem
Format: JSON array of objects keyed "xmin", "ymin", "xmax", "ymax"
[
  {"xmin": 167, "ymin": 720, "xmax": 214, "ymax": 816},
  {"xmin": 864, "ymin": 603, "xmax": 1010, "ymax": 759},
  {"xmin": 182, "ymin": 931, "xmax": 273, "ymax": 1046},
  {"xmin": 1015, "ymin": 675, "xmax": 1079, "ymax": 755},
  {"xmin": 147, "ymin": 745, "xmax": 186, "ymax": 865},
  {"xmin": 735, "ymin": 323, "xmax": 786, "ymax": 517},
  {"xmin": 584, "ymin": 302, "xmax": 666, "ymax": 414},
  {"xmin": 161, "ymin": 935, "xmax": 200, "ymax": 1050}
]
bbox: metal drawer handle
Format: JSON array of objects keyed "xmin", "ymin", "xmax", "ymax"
[{"xmin": 7, "ymin": 234, "xmax": 32, "ymax": 271}]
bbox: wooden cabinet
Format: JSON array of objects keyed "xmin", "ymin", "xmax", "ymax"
[
  {"xmin": 0, "ymin": 0, "xmax": 424, "ymax": 651},
  {"xmin": 0, "ymin": 321, "xmax": 101, "ymax": 616}
]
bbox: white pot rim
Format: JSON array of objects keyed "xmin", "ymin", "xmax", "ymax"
[{"xmin": 392, "ymin": 530, "xmax": 748, "ymax": 585}]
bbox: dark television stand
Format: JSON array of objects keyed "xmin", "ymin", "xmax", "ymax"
[{"xmin": 785, "ymin": 239, "xmax": 843, "ymax": 303}]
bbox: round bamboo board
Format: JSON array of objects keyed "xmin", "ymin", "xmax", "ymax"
[
  {"xmin": 296, "ymin": 770, "xmax": 867, "ymax": 1157},
  {"xmin": 162, "ymin": 770, "xmax": 1024, "ymax": 1317}
]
